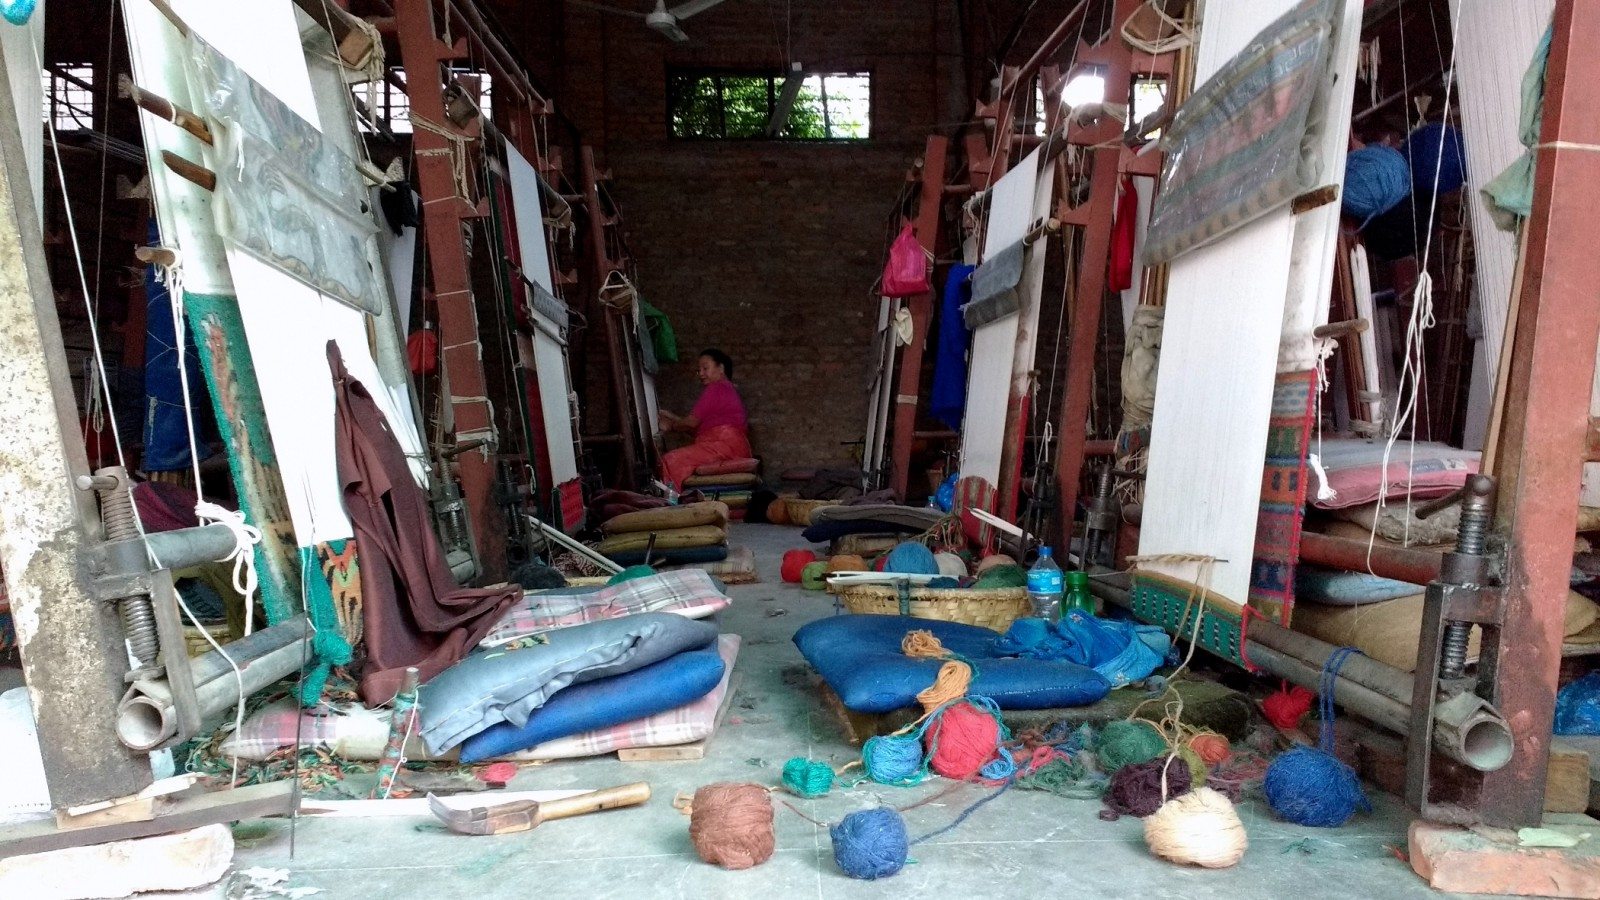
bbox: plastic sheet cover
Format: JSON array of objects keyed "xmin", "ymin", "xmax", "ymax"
[
  {"xmin": 187, "ymin": 36, "xmax": 381, "ymax": 314},
  {"xmin": 1142, "ymin": 0, "xmax": 1335, "ymax": 265}
]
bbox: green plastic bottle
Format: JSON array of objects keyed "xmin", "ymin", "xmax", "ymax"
[{"xmin": 1064, "ymin": 570, "xmax": 1095, "ymax": 616}]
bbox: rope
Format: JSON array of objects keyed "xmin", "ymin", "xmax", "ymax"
[{"xmin": 409, "ymin": 113, "xmax": 474, "ymax": 200}]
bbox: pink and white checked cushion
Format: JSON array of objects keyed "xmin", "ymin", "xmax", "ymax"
[
  {"xmin": 480, "ymin": 569, "xmax": 731, "ymax": 647},
  {"xmin": 222, "ymin": 635, "xmax": 741, "ymax": 762}
]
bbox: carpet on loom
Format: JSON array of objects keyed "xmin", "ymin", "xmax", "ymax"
[{"xmin": 1247, "ymin": 370, "xmax": 1317, "ymax": 624}]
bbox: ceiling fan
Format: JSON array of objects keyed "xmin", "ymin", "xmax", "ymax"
[{"xmin": 644, "ymin": 0, "xmax": 732, "ymax": 43}]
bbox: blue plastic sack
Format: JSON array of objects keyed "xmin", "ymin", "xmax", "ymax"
[
  {"xmin": 933, "ymin": 472, "xmax": 958, "ymax": 513},
  {"xmin": 994, "ymin": 612, "xmax": 1169, "ymax": 687},
  {"xmin": 459, "ymin": 643, "xmax": 726, "ymax": 762},
  {"xmin": 1555, "ymin": 672, "xmax": 1600, "ymax": 735},
  {"xmin": 793, "ymin": 614, "xmax": 1111, "ymax": 713}
]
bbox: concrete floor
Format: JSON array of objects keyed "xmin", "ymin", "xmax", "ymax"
[{"xmin": 216, "ymin": 523, "xmax": 1460, "ymax": 899}]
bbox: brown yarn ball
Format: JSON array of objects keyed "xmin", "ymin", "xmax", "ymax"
[
  {"xmin": 1103, "ymin": 755, "xmax": 1194, "ymax": 819},
  {"xmin": 975, "ymin": 553, "xmax": 1018, "ymax": 574},
  {"xmin": 827, "ymin": 554, "xmax": 868, "ymax": 573},
  {"xmin": 688, "ymin": 783, "xmax": 775, "ymax": 870}
]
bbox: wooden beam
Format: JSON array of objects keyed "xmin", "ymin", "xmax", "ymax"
[{"xmin": 888, "ymin": 136, "xmax": 949, "ymax": 501}]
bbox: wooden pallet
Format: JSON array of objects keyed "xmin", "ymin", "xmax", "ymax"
[{"xmin": 617, "ymin": 672, "xmax": 744, "ymax": 762}]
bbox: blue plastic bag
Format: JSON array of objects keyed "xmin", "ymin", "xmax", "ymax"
[
  {"xmin": 1556, "ymin": 672, "xmax": 1600, "ymax": 735},
  {"xmin": 931, "ymin": 472, "xmax": 959, "ymax": 513}
]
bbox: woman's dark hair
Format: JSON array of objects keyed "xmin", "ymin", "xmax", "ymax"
[{"xmin": 700, "ymin": 348, "xmax": 733, "ymax": 379}]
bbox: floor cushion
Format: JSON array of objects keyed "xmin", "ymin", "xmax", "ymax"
[
  {"xmin": 607, "ymin": 545, "xmax": 730, "ymax": 567},
  {"xmin": 666, "ymin": 545, "xmax": 758, "ymax": 584},
  {"xmin": 417, "ymin": 613, "xmax": 719, "ymax": 753},
  {"xmin": 596, "ymin": 525, "xmax": 727, "ymax": 555},
  {"xmin": 1310, "ymin": 438, "xmax": 1479, "ymax": 510},
  {"xmin": 601, "ymin": 501, "xmax": 730, "ymax": 535},
  {"xmin": 1291, "ymin": 589, "xmax": 1599, "ymax": 671},
  {"xmin": 480, "ymin": 570, "xmax": 731, "ymax": 647},
  {"xmin": 223, "ymin": 637, "xmax": 744, "ymax": 762},
  {"xmin": 683, "ymin": 472, "xmax": 761, "ymax": 489},
  {"xmin": 694, "ymin": 458, "xmax": 760, "ymax": 477},
  {"xmin": 1295, "ymin": 564, "xmax": 1422, "ymax": 606},
  {"xmin": 459, "ymin": 642, "xmax": 728, "ymax": 762},
  {"xmin": 793, "ymin": 614, "xmax": 1112, "ymax": 713}
]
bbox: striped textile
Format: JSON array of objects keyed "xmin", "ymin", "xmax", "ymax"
[{"xmin": 480, "ymin": 570, "xmax": 731, "ymax": 647}]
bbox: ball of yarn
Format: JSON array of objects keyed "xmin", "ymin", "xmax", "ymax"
[
  {"xmin": 884, "ymin": 542, "xmax": 939, "ymax": 575},
  {"xmin": 781, "ymin": 757, "xmax": 835, "ymax": 798},
  {"xmin": 827, "ymin": 554, "xmax": 868, "ymax": 573},
  {"xmin": 607, "ymin": 564, "xmax": 656, "ymax": 586},
  {"xmin": 862, "ymin": 733, "xmax": 926, "ymax": 785},
  {"xmin": 1262, "ymin": 685, "xmax": 1315, "ymax": 730},
  {"xmin": 1175, "ymin": 745, "xmax": 1208, "ymax": 786},
  {"xmin": 975, "ymin": 553, "xmax": 1017, "ymax": 574},
  {"xmin": 926, "ymin": 576, "xmax": 960, "ymax": 588},
  {"xmin": 1095, "ymin": 719, "xmax": 1167, "ymax": 773},
  {"xmin": 1342, "ymin": 144, "xmax": 1411, "ymax": 222},
  {"xmin": 1105, "ymin": 756, "xmax": 1193, "ymax": 818},
  {"xmin": 973, "ymin": 564, "xmax": 1028, "ymax": 589},
  {"xmin": 926, "ymin": 701, "xmax": 1000, "ymax": 780},
  {"xmin": 688, "ymin": 782, "xmax": 776, "ymax": 869},
  {"xmin": 933, "ymin": 551, "xmax": 968, "ymax": 578},
  {"xmin": 767, "ymin": 499, "xmax": 792, "ymax": 525},
  {"xmin": 872, "ymin": 554, "xmax": 890, "ymax": 572},
  {"xmin": 830, "ymin": 807, "xmax": 909, "ymax": 880},
  {"xmin": 1263, "ymin": 746, "xmax": 1369, "ymax": 827},
  {"xmin": 781, "ymin": 549, "xmax": 818, "ymax": 583},
  {"xmin": 1405, "ymin": 122, "xmax": 1465, "ymax": 196},
  {"xmin": 800, "ymin": 561, "xmax": 829, "ymax": 591},
  {"xmin": 1187, "ymin": 732, "xmax": 1233, "ymax": 766},
  {"xmin": 1144, "ymin": 787, "xmax": 1249, "ymax": 868}
]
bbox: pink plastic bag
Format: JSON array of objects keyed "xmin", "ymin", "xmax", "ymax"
[{"xmin": 881, "ymin": 223, "xmax": 930, "ymax": 297}]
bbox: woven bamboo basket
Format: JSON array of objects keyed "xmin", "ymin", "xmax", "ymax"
[
  {"xmin": 183, "ymin": 623, "xmax": 233, "ymax": 658},
  {"xmin": 784, "ymin": 498, "xmax": 841, "ymax": 526},
  {"xmin": 837, "ymin": 582, "xmax": 1030, "ymax": 632}
]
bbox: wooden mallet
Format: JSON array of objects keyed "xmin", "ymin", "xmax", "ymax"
[{"xmin": 427, "ymin": 783, "xmax": 652, "ymax": 836}]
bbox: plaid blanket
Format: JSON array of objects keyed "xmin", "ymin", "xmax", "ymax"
[
  {"xmin": 480, "ymin": 570, "xmax": 732, "ymax": 647},
  {"xmin": 222, "ymin": 635, "xmax": 741, "ymax": 762}
]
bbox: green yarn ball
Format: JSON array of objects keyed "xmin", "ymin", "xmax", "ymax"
[
  {"xmin": 607, "ymin": 564, "xmax": 656, "ymax": 586},
  {"xmin": 973, "ymin": 564, "xmax": 1028, "ymax": 590},
  {"xmin": 1095, "ymin": 720, "xmax": 1167, "ymax": 774},
  {"xmin": 800, "ymin": 561, "xmax": 829, "ymax": 591},
  {"xmin": 1174, "ymin": 745, "xmax": 1208, "ymax": 786},
  {"xmin": 782, "ymin": 757, "xmax": 835, "ymax": 798}
]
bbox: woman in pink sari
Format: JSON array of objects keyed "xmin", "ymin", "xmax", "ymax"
[{"xmin": 658, "ymin": 349, "xmax": 751, "ymax": 490}]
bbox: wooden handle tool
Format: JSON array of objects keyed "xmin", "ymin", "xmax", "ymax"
[{"xmin": 428, "ymin": 782, "xmax": 652, "ymax": 836}]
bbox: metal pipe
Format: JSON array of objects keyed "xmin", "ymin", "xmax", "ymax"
[
  {"xmin": 140, "ymin": 524, "xmax": 246, "ymax": 572},
  {"xmin": 998, "ymin": 0, "xmax": 1093, "ymax": 105},
  {"xmin": 1298, "ymin": 532, "xmax": 1442, "ymax": 584},
  {"xmin": 186, "ymin": 617, "xmax": 308, "ymax": 685},
  {"xmin": 1088, "ymin": 575, "xmax": 1512, "ymax": 771}
]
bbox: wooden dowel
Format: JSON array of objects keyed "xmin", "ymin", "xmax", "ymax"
[
  {"xmin": 161, "ymin": 151, "xmax": 215, "ymax": 192},
  {"xmin": 146, "ymin": 0, "xmax": 189, "ymax": 36},
  {"xmin": 118, "ymin": 76, "xmax": 213, "ymax": 146},
  {"xmin": 1313, "ymin": 318, "xmax": 1370, "ymax": 339}
]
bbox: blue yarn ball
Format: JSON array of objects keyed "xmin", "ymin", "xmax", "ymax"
[
  {"xmin": 1263, "ymin": 746, "xmax": 1371, "ymax": 827},
  {"xmin": 1343, "ymin": 145, "xmax": 1412, "ymax": 222},
  {"xmin": 884, "ymin": 542, "xmax": 939, "ymax": 575},
  {"xmin": 0, "ymin": 0, "xmax": 36, "ymax": 27},
  {"xmin": 1405, "ymin": 122, "xmax": 1466, "ymax": 196},
  {"xmin": 862, "ymin": 733, "xmax": 926, "ymax": 785},
  {"xmin": 830, "ymin": 808, "xmax": 909, "ymax": 880}
]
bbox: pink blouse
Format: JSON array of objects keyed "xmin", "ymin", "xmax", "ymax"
[{"xmin": 692, "ymin": 380, "xmax": 747, "ymax": 436}]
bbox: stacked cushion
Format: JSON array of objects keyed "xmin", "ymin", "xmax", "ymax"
[
  {"xmin": 683, "ymin": 472, "xmax": 761, "ymax": 489},
  {"xmin": 693, "ymin": 458, "xmax": 760, "ymax": 477},
  {"xmin": 595, "ymin": 500, "xmax": 730, "ymax": 564}
]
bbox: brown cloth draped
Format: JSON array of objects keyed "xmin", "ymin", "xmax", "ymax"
[{"xmin": 328, "ymin": 343, "xmax": 520, "ymax": 704}]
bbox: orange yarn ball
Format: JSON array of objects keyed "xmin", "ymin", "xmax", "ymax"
[
  {"xmin": 1188, "ymin": 733, "xmax": 1233, "ymax": 766},
  {"xmin": 767, "ymin": 499, "xmax": 792, "ymax": 525},
  {"xmin": 827, "ymin": 554, "xmax": 868, "ymax": 573}
]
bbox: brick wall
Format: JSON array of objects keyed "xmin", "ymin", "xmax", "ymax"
[{"xmin": 506, "ymin": 1, "xmax": 963, "ymax": 478}]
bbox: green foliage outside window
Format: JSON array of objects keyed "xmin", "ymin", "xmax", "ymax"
[{"xmin": 669, "ymin": 70, "xmax": 868, "ymax": 140}]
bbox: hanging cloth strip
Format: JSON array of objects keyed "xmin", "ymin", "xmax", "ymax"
[{"xmin": 962, "ymin": 238, "xmax": 1027, "ymax": 329}]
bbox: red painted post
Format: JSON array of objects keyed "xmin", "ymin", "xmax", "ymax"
[
  {"xmin": 1478, "ymin": 0, "xmax": 1600, "ymax": 827},
  {"xmin": 888, "ymin": 135, "xmax": 949, "ymax": 501},
  {"xmin": 580, "ymin": 147, "xmax": 641, "ymax": 485},
  {"xmin": 392, "ymin": 0, "xmax": 507, "ymax": 581}
]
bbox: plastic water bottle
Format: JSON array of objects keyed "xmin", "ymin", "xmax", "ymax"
[
  {"xmin": 1027, "ymin": 546, "xmax": 1065, "ymax": 621},
  {"xmin": 1064, "ymin": 570, "xmax": 1095, "ymax": 616}
]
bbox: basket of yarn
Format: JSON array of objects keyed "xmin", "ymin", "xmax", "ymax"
[
  {"xmin": 836, "ymin": 583, "xmax": 1029, "ymax": 631},
  {"xmin": 784, "ymin": 498, "xmax": 842, "ymax": 526}
]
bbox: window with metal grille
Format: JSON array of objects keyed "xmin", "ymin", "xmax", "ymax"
[
  {"xmin": 668, "ymin": 69, "xmax": 870, "ymax": 140},
  {"xmin": 43, "ymin": 64, "xmax": 94, "ymax": 132}
]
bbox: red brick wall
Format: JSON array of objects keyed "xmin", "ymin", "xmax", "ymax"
[{"xmin": 506, "ymin": 1, "xmax": 963, "ymax": 478}]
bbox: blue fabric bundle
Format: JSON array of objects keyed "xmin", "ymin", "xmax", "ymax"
[
  {"xmin": 930, "ymin": 265, "xmax": 975, "ymax": 430},
  {"xmin": 459, "ymin": 643, "xmax": 726, "ymax": 762},
  {"xmin": 1342, "ymin": 145, "xmax": 1412, "ymax": 225},
  {"xmin": 1404, "ymin": 122, "xmax": 1466, "ymax": 196},
  {"xmin": 992, "ymin": 611, "xmax": 1169, "ymax": 687},
  {"xmin": 793, "ymin": 614, "xmax": 1111, "ymax": 713}
]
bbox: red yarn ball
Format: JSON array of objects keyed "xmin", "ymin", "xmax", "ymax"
[
  {"xmin": 781, "ymin": 550, "xmax": 818, "ymax": 583},
  {"xmin": 873, "ymin": 554, "xmax": 890, "ymax": 572},
  {"xmin": 925, "ymin": 702, "xmax": 1000, "ymax": 781},
  {"xmin": 1262, "ymin": 685, "xmax": 1315, "ymax": 730}
]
